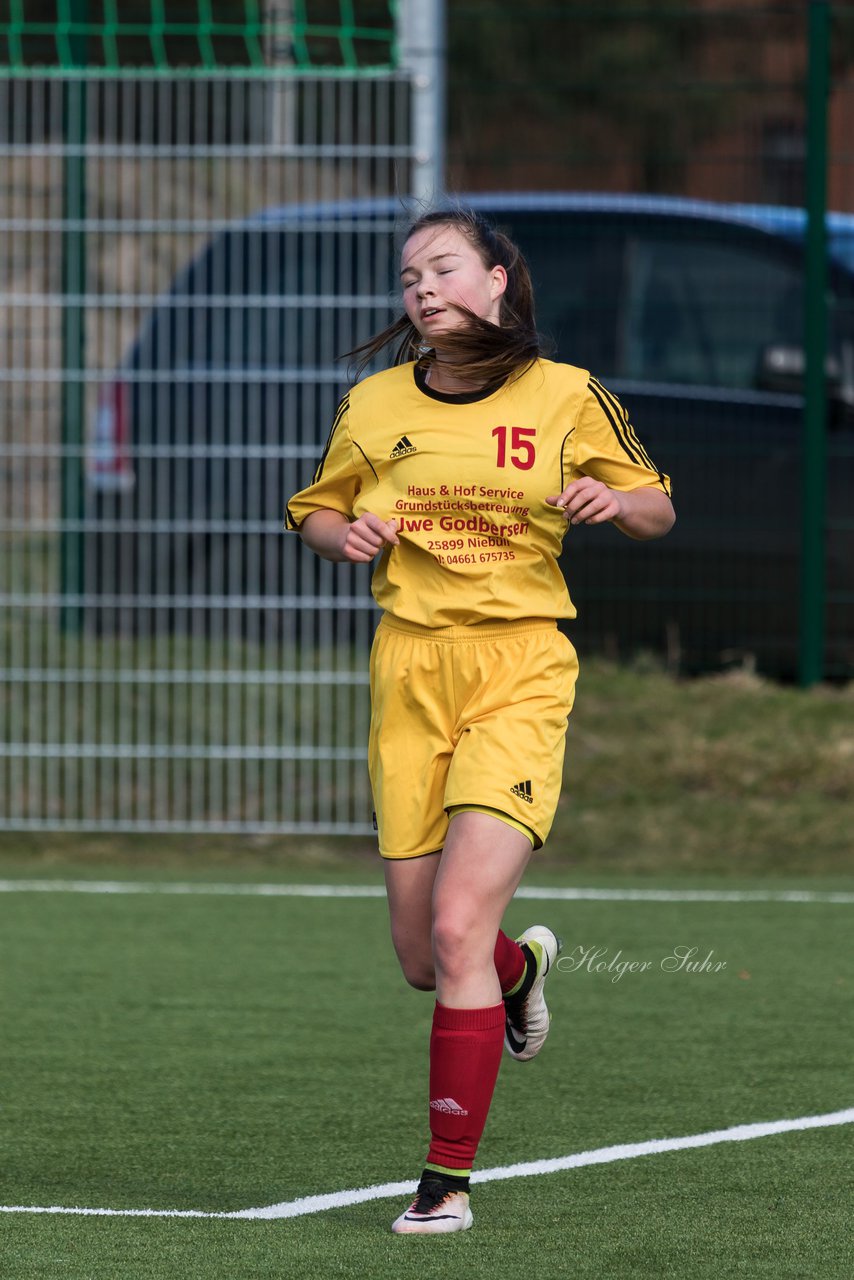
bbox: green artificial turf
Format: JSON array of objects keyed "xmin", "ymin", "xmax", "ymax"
[{"xmin": 0, "ymin": 870, "xmax": 852, "ymax": 1278}]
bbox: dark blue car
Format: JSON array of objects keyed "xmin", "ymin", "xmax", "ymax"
[{"xmin": 86, "ymin": 193, "xmax": 854, "ymax": 676}]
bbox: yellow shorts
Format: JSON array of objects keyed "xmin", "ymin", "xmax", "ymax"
[{"xmin": 368, "ymin": 614, "xmax": 579, "ymax": 859}]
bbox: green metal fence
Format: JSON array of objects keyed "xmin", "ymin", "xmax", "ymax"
[
  {"xmin": 1, "ymin": 1, "xmax": 397, "ymax": 73},
  {"xmin": 1, "ymin": 1, "xmax": 852, "ymax": 836},
  {"xmin": 0, "ymin": 1, "xmax": 421, "ymax": 832}
]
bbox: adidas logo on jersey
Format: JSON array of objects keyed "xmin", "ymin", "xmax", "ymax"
[
  {"xmin": 390, "ymin": 435, "xmax": 417, "ymax": 459},
  {"xmin": 429, "ymin": 1097, "xmax": 469, "ymax": 1116},
  {"xmin": 510, "ymin": 779, "xmax": 534, "ymax": 804}
]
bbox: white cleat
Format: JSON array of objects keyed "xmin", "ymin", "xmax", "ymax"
[
  {"xmin": 503, "ymin": 925, "xmax": 561, "ymax": 1061},
  {"xmin": 391, "ymin": 1179, "xmax": 473, "ymax": 1234}
]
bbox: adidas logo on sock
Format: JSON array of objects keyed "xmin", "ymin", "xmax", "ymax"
[
  {"xmin": 429, "ymin": 1097, "xmax": 469, "ymax": 1116},
  {"xmin": 390, "ymin": 435, "xmax": 417, "ymax": 458},
  {"xmin": 510, "ymin": 779, "xmax": 534, "ymax": 804}
]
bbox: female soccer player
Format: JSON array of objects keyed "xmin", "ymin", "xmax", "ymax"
[{"xmin": 286, "ymin": 208, "xmax": 674, "ymax": 1234}]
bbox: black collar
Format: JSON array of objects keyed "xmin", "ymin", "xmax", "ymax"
[{"xmin": 413, "ymin": 362, "xmax": 506, "ymax": 404}]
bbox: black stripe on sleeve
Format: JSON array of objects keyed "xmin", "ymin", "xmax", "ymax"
[
  {"xmin": 285, "ymin": 392, "xmax": 350, "ymax": 530},
  {"xmin": 590, "ymin": 378, "xmax": 671, "ymax": 496},
  {"xmin": 594, "ymin": 378, "xmax": 659, "ymax": 473},
  {"xmin": 311, "ymin": 392, "xmax": 350, "ymax": 485},
  {"xmin": 588, "ymin": 377, "xmax": 642, "ymax": 465}
]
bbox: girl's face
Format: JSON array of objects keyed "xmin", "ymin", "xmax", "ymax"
[{"xmin": 400, "ymin": 223, "xmax": 507, "ymax": 342}]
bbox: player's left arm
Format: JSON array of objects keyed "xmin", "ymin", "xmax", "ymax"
[
  {"xmin": 546, "ymin": 479, "xmax": 675, "ymax": 540},
  {"xmin": 550, "ymin": 377, "xmax": 675, "ymax": 539}
]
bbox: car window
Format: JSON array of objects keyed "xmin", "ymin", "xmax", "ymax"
[
  {"xmin": 138, "ymin": 225, "xmax": 397, "ymax": 372},
  {"xmin": 621, "ymin": 230, "xmax": 806, "ymax": 390},
  {"xmin": 487, "ymin": 212, "xmax": 623, "ymax": 375}
]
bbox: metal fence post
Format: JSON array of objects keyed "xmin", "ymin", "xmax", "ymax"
[
  {"xmin": 799, "ymin": 0, "xmax": 830, "ymax": 687},
  {"xmin": 59, "ymin": 0, "xmax": 88, "ymax": 634},
  {"xmin": 396, "ymin": 0, "xmax": 445, "ymax": 203}
]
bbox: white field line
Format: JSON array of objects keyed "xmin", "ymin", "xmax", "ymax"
[
  {"xmin": 2, "ymin": 1108, "xmax": 853, "ymax": 1221},
  {"xmin": 1, "ymin": 879, "xmax": 854, "ymax": 904}
]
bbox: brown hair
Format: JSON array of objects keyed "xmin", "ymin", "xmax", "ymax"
[{"xmin": 347, "ymin": 207, "xmax": 542, "ymax": 387}]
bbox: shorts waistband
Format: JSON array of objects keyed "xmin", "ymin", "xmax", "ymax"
[{"xmin": 378, "ymin": 614, "xmax": 558, "ymax": 644}]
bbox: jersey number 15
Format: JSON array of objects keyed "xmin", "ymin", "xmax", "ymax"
[{"xmin": 492, "ymin": 425, "xmax": 537, "ymax": 471}]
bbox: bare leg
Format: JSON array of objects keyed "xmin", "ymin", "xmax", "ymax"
[
  {"xmin": 383, "ymin": 851, "xmax": 440, "ymax": 990},
  {"xmin": 431, "ymin": 810, "xmax": 532, "ymax": 1008}
]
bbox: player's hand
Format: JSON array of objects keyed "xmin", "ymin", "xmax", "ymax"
[
  {"xmin": 338, "ymin": 513, "xmax": 400, "ymax": 562},
  {"xmin": 546, "ymin": 478, "xmax": 625, "ymax": 526}
]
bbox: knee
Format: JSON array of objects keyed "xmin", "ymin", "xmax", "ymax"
[{"xmin": 431, "ymin": 911, "xmax": 476, "ymax": 982}]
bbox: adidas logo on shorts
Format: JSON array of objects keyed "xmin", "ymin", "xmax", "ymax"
[
  {"xmin": 511, "ymin": 779, "xmax": 534, "ymax": 804},
  {"xmin": 390, "ymin": 435, "xmax": 417, "ymax": 458}
]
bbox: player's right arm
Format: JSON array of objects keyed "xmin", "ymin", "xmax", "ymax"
[
  {"xmin": 300, "ymin": 509, "xmax": 399, "ymax": 563},
  {"xmin": 287, "ymin": 392, "xmax": 397, "ymax": 561}
]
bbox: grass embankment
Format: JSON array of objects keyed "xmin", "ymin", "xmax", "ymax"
[
  {"xmin": 1, "ymin": 660, "xmax": 852, "ymax": 879},
  {"xmin": 554, "ymin": 659, "xmax": 854, "ymax": 876}
]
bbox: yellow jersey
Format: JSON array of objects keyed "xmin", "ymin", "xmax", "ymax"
[{"xmin": 286, "ymin": 359, "xmax": 671, "ymax": 627}]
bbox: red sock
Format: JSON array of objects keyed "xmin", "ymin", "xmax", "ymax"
[
  {"xmin": 425, "ymin": 1002, "xmax": 505, "ymax": 1173},
  {"xmin": 494, "ymin": 929, "xmax": 526, "ymax": 995}
]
